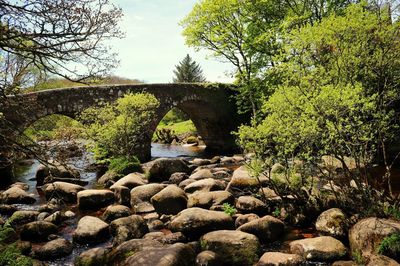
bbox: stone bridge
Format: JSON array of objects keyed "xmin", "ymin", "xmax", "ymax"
[{"xmin": 0, "ymin": 83, "xmax": 244, "ymax": 163}]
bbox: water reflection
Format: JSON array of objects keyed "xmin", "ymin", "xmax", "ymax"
[{"xmin": 151, "ymin": 143, "xmax": 207, "ymax": 158}]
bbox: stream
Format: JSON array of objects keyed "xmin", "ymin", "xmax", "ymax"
[{"xmin": 9, "ymin": 143, "xmax": 206, "ymax": 266}]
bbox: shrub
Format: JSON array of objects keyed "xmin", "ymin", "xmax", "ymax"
[
  {"xmin": 108, "ymin": 156, "xmax": 141, "ymax": 175},
  {"xmin": 0, "ymin": 244, "xmax": 32, "ymax": 266}
]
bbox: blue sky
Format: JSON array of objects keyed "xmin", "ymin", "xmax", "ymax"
[{"xmin": 109, "ymin": 0, "xmax": 234, "ymax": 83}]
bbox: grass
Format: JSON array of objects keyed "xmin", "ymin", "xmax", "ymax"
[
  {"xmin": 378, "ymin": 233, "xmax": 400, "ymax": 260},
  {"xmin": 157, "ymin": 120, "xmax": 197, "ymax": 135}
]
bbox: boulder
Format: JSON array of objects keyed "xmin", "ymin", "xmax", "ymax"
[
  {"xmin": 44, "ymin": 181, "xmax": 84, "ymax": 203},
  {"xmin": 178, "ymin": 179, "xmax": 196, "ymax": 189},
  {"xmin": 0, "ymin": 186, "xmax": 35, "ymax": 204},
  {"xmin": 147, "ymin": 158, "xmax": 190, "ymax": 183},
  {"xmin": 110, "ymin": 173, "xmax": 146, "ymax": 190},
  {"xmin": 187, "ymin": 191, "xmax": 234, "ymax": 209},
  {"xmin": 195, "ymin": 250, "xmax": 222, "ymax": 266},
  {"xmin": 332, "ymin": 261, "xmax": 359, "ymax": 266},
  {"xmin": 75, "ymin": 247, "xmax": 108, "ymax": 266},
  {"xmin": 366, "ymin": 254, "xmax": 400, "ymax": 266},
  {"xmin": 150, "ymin": 185, "xmax": 187, "ymax": 215},
  {"xmin": 111, "ymin": 185, "xmax": 130, "ymax": 206},
  {"xmin": 77, "ymin": 189, "xmax": 115, "ymax": 210},
  {"xmin": 289, "ymin": 236, "xmax": 347, "ymax": 261},
  {"xmin": 130, "ymin": 184, "xmax": 166, "ymax": 213},
  {"xmin": 143, "ymin": 232, "xmax": 186, "ymax": 245},
  {"xmin": 8, "ymin": 210, "xmax": 39, "ymax": 227},
  {"xmin": 191, "ymin": 158, "xmax": 211, "ymax": 166},
  {"xmin": 107, "ymin": 239, "xmax": 164, "ymax": 265},
  {"xmin": 200, "ymin": 230, "xmax": 260, "ymax": 266},
  {"xmin": 184, "ymin": 178, "xmax": 226, "ymax": 193},
  {"xmin": 10, "ymin": 182, "xmax": 29, "ymax": 191},
  {"xmin": 235, "ymin": 213, "xmax": 260, "ymax": 228},
  {"xmin": 20, "ymin": 221, "xmax": 58, "ymax": 242},
  {"xmin": 236, "ymin": 196, "xmax": 268, "ymax": 215},
  {"xmin": 226, "ymin": 166, "xmax": 267, "ymax": 192},
  {"xmin": 169, "ymin": 172, "xmax": 189, "ymax": 184},
  {"xmin": 73, "ymin": 216, "xmax": 110, "ymax": 244},
  {"xmin": 33, "ymin": 238, "xmax": 73, "ymax": 260},
  {"xmin": 169, "ymin": 208, "xmax": 234, "ymax": 239},
  {"xmin": 238, "ymin": 215, "xmax": 285, "ymax": 243},
  {"xmin": 121, "ymin": 243, "xmax": 196, "ymax": 266},
  {"xmin": 36, "ymin": 162, "xmax": 80, "ymax": 185},
  {"xmin": 256, "ymin": 252, "xmax": 305, "ymax": 266},
  {"xmin": 0, "ymin": 204, "xmax": 17, "ymax": 215},
  {"xmin": 110, "ymin": 215, "xmax": 149, "ymax": 246},
  {"xmin": 349, "ymin": 217, "xmax": 400, "ymax": 258},
  {"xmin": 98, "ymin": 171, "xmax": 121, "ymax": 185},
  {"xmin": 102, "ymin": 205, "xmax": 131, "ymax": 222},
  {"xmin": 316, "ymin": 208, "xmax": 347, "ymax": 238},
  {"xmin": 44, "ymin": 211, "xmax": 64, "ymax": 224},
  {"xmin": 189, "ymin": 169, "xmax": 214, "ymax": 180}
]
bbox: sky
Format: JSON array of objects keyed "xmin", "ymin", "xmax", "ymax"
[{"xmin": 109, "ymin": 0, "xmax": 234, "ymax": 83}]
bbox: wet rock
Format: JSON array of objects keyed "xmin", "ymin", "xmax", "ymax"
[
  {"xmin": 73, "ymin": 216, "xmax": 110, "ymax": 244},
  {"xmin": 187, "ymin": 191, "xmax": 233, "ymax": 210},
  {"xmin": 256, "ymin": 252, "xmax": 305, "ymax": 266},
  {"xmin": 195, "ymin": 250, "xmax": 222, "ymax": 266},
  {"xmin": 121, "ymin": 242, "xmax": 196, "ymax": 266},
  {"xmin": 75, "ymin": 247, "xmax": 108, "ymax": 266},
  {"xmin": 316, "ymin": 208, "xmax": 347, "ymax": 238},
  {"xmin": 44, "ymin": 181, "xmax": 84, "ymax": 203},
  {"xmin": 189, "ymin": 169, "xmax": 214, "ymax": 180},
  {"xmin": 366, "ymin": 254, "xmax": 400, "ymax": 266},
  {"xmin": 37, "ymin": 212, "xmax": 49, "ymax": 221},
  {"xmin": 44, "ymin": 177, "xmax": 88, "ymax": 186},
  {"xmin": 130, "ymin": 184, "xmax": 166, "ymax": 213},
  {"xmin": 332, "ymin": 261, "xmax": 358, "ymax": 266},
  {"xmin": 289, "ymin": 236, "xmax": 347, "ymax": 261},
  {"xmin": 143, "ymin": 231, "xmax": 186, "ymax": 244},
  {"xmin": 111, "ymin": 185, "xmax": 130, "ymax": 206},
  {"xmin": 110, "ymin": 173, "xmax": 146, "ymax": 190},
  {"xmin": 44, "ymin": 211, "xmax": 63, "ymax": 224},
  {"xmin": 200, "ymin": 230, "xmax": 260, "ymax": 266},
  {"xmin": 36, "ymin": 162, "xmax": 80, "ymax": 185},
  {"xmin": 147, "ymin": 158, "xmax": 190, "ymax": 183},
  {"xmin": 169, "ymin": 172, "xmax": 189, "ymax": 184},
  {"xmin": 349, "ymin": 217, "xmax": 400, "ymax": 258},
  {"xmin": 236, "ymin": 196, "xmax": 268, "ymax": 215},
  {"xmin": 98, "ymin": 170, "xmax": 121, "ymax": 185},
  {"xmin": 0, "ymin": 204, "xmax": 17, "ymax": 215},
  {"xmin": 238, "ymin": 215, "xmax": 285, "ymax": 243},
  {"xmin": 107, "ymin": 238, "xmax": 164, "ymax": 265},
  {"xmin": 77, "ymin": 189, "xmax": 115, "ymax": 210},
  {"xmin": 110, "ymin": 215, "xmax": 149, "ymax": 246},
  {"xmin": 20, "ymin": 221, "xmax": 58, "ymax": 242},
  {"xmin": 33, "ymin": 238, "xmax": 73, "ymax": 260},
  {"xmin": 235, "ymin": 213, "xmax": 260, "ymax": 228},
  {"xmin": 184, "ymin": 178, "xmax": 226, "ymax": 193},
  {"xmin": 102, "ymin": 205, "xmax": 131, "ymax": 222},
  {"xmin": 169, "ymin": 208, "xmax": 234, "ymax": 239},
  {"xmin": 64, "ymin": 210, "xmax": 75, "ymax": 219},
  {"xmin": 151, "ymin": 185, "xmax": 187, "ymax": 215},
  {"xmin": 0, "ymin": 186, "xmax": 35, "ymax": 204},
  {"xmin": 8, "ymin": 210, "xmax": 39, "ymax": 227}
]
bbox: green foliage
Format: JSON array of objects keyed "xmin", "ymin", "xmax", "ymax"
[
  {"xmin": 0, "ymin": 223, "xmax": 15, "ymax": 243},
  {"xmin": 0, "ymin": 244, "xmax": 32, "ymax": 266},
  {"xmin": 272, "ymin": 206, "xmax": 281, "ymax": 217},
  {"xmin": 222, "ymin": 203, "xmax": 237, "ymax": 216},
  {"xmin": 352, "ymin": 251, "xmax": 364, "ymax": 265},
  {"xmin": 173, "ymin": 54, "xmax": 206, "ymax": 83},
  {"xmin": 378, "ymin": 233, "xmax": 400, "ymax": 260},
  {"xmin": 108, "ymin": 156, "xmax": 141, "ymax": 175},
  {"xmin": 80, "ymin": 92, "xmax": 159, "ymax": 160},
  {"xmin": 385, "ymin": 205, "xmax": 400, "ymax": 220}
]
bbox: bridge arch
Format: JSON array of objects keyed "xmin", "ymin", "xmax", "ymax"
[{"xmin": 1, "ymin": 83, "xmax": 244, "ymax": 162}]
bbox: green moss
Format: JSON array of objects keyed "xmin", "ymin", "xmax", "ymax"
[
  {"xmin": 0, "ymin": 244, "xmax": 33, "ymax": 266},
  {"xmin": 0, "ymin": 224, "xmax": 16, "ymax": 243},
  {"xmin": 378, "ymin": 233, "xmax": 400, "ymax": 260}
]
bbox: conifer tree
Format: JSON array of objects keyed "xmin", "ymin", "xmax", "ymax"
[{"xmin": 173, "ymin": 54, "xmax": 207, "ymax": 83}]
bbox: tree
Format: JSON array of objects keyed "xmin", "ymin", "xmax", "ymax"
[
  {"xmin": 79, "ymin": 93, "xmax": 160, "ymax": 160},
  {"xmin": 180, "ymin": 0, "xmax": 358, "ymax": 116},
  {"xmin": 0, "ymin": 0, "xmax": 124, "ymax": 175},
  {"xmin": 173, "ymin": 54, "xmax": 206, "ymax": 83},
  {"xmin": 0, "ymin": 0, "xmax": 124, "ymax": 97},
  {"xmin": 238, "ymin": 2, "xmax": 400, "ymax": 212}
]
